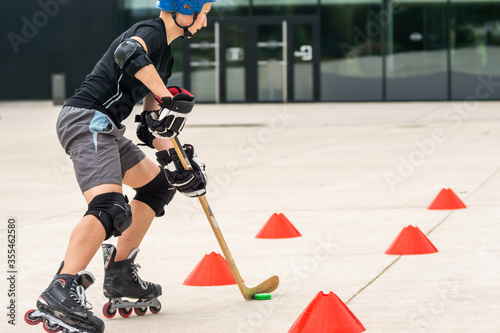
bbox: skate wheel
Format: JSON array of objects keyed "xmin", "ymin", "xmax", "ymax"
[
  {"xmin": 43, "ymin": 318, "xmax": 62, "ymax": 332},
  {"xmin": 24, "ymin": 309, "xmax": 42, "ymax": 325},
  {"xmin": 118, "ymin": 306, "xmax": 133, "ymax": 318},
  {"xmin": 103, "ymin": 302, "xmax": 117, "ymax": 319},
  {"xmin": 149, "ymin": 302, "xmax": 161, "ymax": 314},
  {"xmin": 134, "ymin": 307, "xmax": 148, "ymax": 316}
]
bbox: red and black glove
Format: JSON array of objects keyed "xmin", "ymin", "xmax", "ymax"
[{"xmin": 146, "ymin": 86, "xmax": 195, "ymax": 139}]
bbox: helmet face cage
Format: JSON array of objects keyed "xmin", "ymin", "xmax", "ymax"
[{"xmin": 156, "ymin": 0, "xmax": 215, "ymax": 16}]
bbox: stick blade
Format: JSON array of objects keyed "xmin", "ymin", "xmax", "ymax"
[{"xmin": 242, "ymin": 275, "xmax": 279, "ymax": 300}]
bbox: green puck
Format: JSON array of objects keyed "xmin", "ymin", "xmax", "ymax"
[{"xmin": 254, "ymin": 293, "xmax": 272, "ymax": 300}]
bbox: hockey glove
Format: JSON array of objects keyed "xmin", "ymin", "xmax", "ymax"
[
  {"xmin": 146, "ymin": 87, "xmax": 194, "ymax": 139},
  {"xmin": 135, "ymin": 111, "xmax": 156, "ymax": 148},
  {"xmin": 156, "ymin": 144, "xmax": 207, "ymax": 198}
]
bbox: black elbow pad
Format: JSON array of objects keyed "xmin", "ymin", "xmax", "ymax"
[{"xmin": 114, "ymin": 38, "xmax": 153, "ymax": 77}]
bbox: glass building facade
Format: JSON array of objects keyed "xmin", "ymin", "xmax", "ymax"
[
  {"xmin": 2, "ymin": 0, "xmax": 499, "ymax": 102},
  {"xmin": 121, "ymin": 0, "xmax": 500, "ymax": 102}
]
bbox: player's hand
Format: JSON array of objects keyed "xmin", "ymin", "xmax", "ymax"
[
  {"xmin": 156, "ymin": 144, "xmax": 207, "ymax": 197},
  {"xmin": 135, "ymin": 111, "xmax": 156, "ymax": 148},
  {"xmin": 146, "ymin": 87, "xmax": 194, "ymax": 138}
]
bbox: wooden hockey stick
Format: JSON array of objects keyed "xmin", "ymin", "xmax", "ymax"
[{"xmin": 171, "ymin": 136, "xmax": 279, "ymax": 300}]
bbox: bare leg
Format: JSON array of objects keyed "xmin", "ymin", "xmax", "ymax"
[
  {"xmin": 115, "ymin": 200, "xmax": 156, "ymax": 261},
  {"xmin": 115, "ymin": 157, "xmax": 162, "ymax": 261},
  {"xmin": 60, "ymin": 183, "xmax": 122, "ymax": 275}
]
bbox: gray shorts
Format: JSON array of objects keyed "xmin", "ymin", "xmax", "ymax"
[{"xmin": 56, "ymin": 106, "xmax": 146, "ymax": 192}]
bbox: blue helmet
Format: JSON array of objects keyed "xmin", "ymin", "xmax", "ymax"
[{"xmin": 156, "ymin": 0, "xmax": 215, "ymax": 15}]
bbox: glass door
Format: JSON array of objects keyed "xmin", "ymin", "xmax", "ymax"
[
  {"xmin": 257, "ymin": 22, "xmax": 287, "ymax": 102},
  {"xmin": 290, "ymin": 21, "xmax": 318, "ymax": 102},
  {"xmin": 223, "ymin": 24, "xmax": 246, "ymax": 102},
  {"xmin": 188, "ymin": 22, "xmax": 219, "ymax": 103},
  {"xmin": 223, "ymin": 16, "xmax": 319, "ymax": 103},
  {"xmin": 187, "ymin": 17, "xmax": 319, "ymax": 103}
]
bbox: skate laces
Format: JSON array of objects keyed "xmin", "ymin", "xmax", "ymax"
[
  {"xmin": 69, "ymin": 281, "xmax": 93, "ymax": 310},
  {"xmin": 131, "ymin": 263, "xmax": 151, "ymax": 289}
]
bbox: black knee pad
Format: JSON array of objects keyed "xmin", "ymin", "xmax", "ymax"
[
  {"xmin": 85, "ymin": 192, "xmax": 133, "ymax": 240},
  {"xmin": 134, "ymin": 168, "xmax": 175, "ymax": 217}
]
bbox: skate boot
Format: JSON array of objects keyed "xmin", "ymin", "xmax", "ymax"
[
  {"xmin": 101, "ymin": 244, "xmax": 162, "ymax": 318},
  {"xmin": 24, "ymin": 262, "xmax": 104, "ymax": 333}
]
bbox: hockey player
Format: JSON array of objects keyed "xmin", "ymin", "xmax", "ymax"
[{"xmin": 25, "ymin": 1, "xmax": 214, "ymax": 332}]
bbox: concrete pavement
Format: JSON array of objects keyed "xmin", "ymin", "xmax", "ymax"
[{"xmin": 1, "ymin": 100, "xmax": 499, "ymax": 332}]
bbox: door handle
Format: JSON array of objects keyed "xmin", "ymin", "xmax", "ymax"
[{"xmin": 294, "ymin": 45, "xmax": 312, "ymax": 61}]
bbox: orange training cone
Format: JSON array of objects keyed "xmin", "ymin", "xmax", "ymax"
[
  {"xmin": 385, "ymin": 225, "xmax": 438, "ymax": 255},
  {"xmin": 183, "ymin": 252, "xmax": 237, "ymax": 286},
  {"xmin": 289, "ymin": 291, "xmax": 366, "ymax": 333},
  {"xmin": 256, "ymin": 213, "xmax": 301, "ymax": 239},
  {"xmin": 427, "ymin": 188, "xmax": 466, "ymax": 210}
]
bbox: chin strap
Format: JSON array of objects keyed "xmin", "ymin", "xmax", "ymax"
[{"xmin": 171, "ymin": 11, "xmax": 199, "ymax": 39}]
